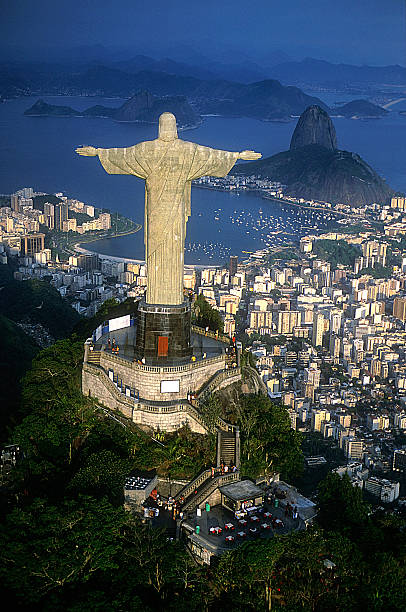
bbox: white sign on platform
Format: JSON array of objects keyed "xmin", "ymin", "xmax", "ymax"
[
  {"xmin": 95, "ymin": 324, "xmax": 103, "ymax": 341},
  {"xmin": 160, "ymin": 380, "xmax": 180, "ymax": 393},
  {"xmin": 109, "ymin": 314, "xmax": 131, "ymax": 332}
]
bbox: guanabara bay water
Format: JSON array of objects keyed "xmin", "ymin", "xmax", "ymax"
[{"xmin": 1, "ymin": 94, "xmax": 406, "ymax": 264}]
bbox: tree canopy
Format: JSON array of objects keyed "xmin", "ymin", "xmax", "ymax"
[
  {"xmin": 236, "ymin": 394, "xmax": 303, "ymax": 480},
  {"xmin": 192, "ymin": 294, "xmax": 224, "ymax": 332}
]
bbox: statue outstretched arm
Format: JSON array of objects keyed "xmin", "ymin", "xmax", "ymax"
[
  {"xmin": 76, "ymin": 146, "xmax": 98, "ymax": 156},
  {"xmin": 239, "ymin": 150, "xmax": 262, "ymax": 160},
  {"xmin": 76, "ymin": 144, "xmax": 148, "ymax": 178},
  {"xmin": 187, "ymin": 144, "xmax": 262, "ymax": 181}
]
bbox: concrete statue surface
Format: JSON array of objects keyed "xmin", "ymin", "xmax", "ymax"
[{"xmin": 76, "ymin": 112, "xmax": 261, "ymax": 306}]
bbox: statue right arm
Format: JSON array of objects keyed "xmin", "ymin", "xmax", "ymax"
[
  {"xmin": 76, "ymin": 144, "xmax": 149, "ymax": 178},
  {"xmin": 97, "ymin": 145, "xmax": 149, "ymax": 179}
]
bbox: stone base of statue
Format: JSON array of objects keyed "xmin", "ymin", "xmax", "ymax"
[
  {"xmin": 82, "ymin": 315, "xmax": 242, "ymax": 436},
  {"xmin": 135, "ymin": 301, "xmax": 192, "ymax": 363}
]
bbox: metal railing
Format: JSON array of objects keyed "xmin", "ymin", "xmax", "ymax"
[
  {"xmin": 196, "ymin": 367, "xmax": 241, "ymax": 399},
  {"xmin": 182, "ymin": 471, "xmax": 239, "ymax": 511},
  {"xmin": 100, "ymin": 348, "xmax": 224, "ymax": 373},
  {"xmin": 191, "ymin": 324, "xmax": 231, "ymax": 344},
  {"xmin": 175, "ymin": 469, "xmax": 213, "ymax": 502}
]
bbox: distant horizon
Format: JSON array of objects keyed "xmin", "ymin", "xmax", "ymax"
[
  {"xmin": 1, "ymin": 44, "xmax": 405, "ymax": 71},
  {"xmin": 1, "ymin": 0, "xmax": 405, "ymax": 68}
]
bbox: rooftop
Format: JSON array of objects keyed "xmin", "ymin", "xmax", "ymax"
[{"xmin": 220, "ymin": 479, "xmax": 263, "ymax": 501}]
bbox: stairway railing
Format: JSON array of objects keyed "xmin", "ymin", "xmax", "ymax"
[{"xmin": 182, "ymin": 471, "xmax": 239, "ymax": 511}]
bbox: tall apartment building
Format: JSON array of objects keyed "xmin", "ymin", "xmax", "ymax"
[
  {"xmin": 394, "ymin": 413, "xmax": 406, "ymax": 429},
  {"xmin": 250, "ymin": 310, "xmax": 273, "ymax": 330},
  {"xmin": 77, "ymin": 254, "xmax": 99, "ymax": 272},
  {"xmin": 391, "ymin": 196, "xmax": 406, "ymax": 209},
  {"xmin": 11, "ymin": 194, "xmax": 20, "ymax": 212},
  {"xmin": 393, "ymin": 449, "xmax": 406, "ymax": 472},
  {"xmin": 277, "ymin": 310, "xmax": 301, "ymax": 335},
  {"xmin": 54, "ymin": 202, "xmax": 68, "ymax": 230},
  {"xmin": 312, "ymin": 312, "xmax": 324, "ymax": 347},
  {"xmin": 366, "ymin": 414, "xmax": 389, "ymax": 431},
  {"xmin": 342, "ymin": 437, "xmax": 363, "ymax": 460},
  {"xmin": 229, "ymin": 255, "xmax": 238, "ymax": 276},
  {"xmin": 329, "ymin": 309, "xmax": 342, "ymax": 334},
  {"xmin": 393, "ymin": 297, "xmax": 406, "ymax": 322},
  {"xmin": 21, "ymin": 233, "xmax": 45, "ymax": 256},
  {"xmin": 361, "ymin": 241, "xmax": 387, "ymax": 265},
  {"xmin": 98, "ymin": 212, "xmax": 111, "ymax": 230},
  {"xmin": 330, "ymin": 334, "xmax": 341, "ymax": 360},
  {"xmin": 311, "ymin": 409, "xmax": 330, "ymax": 432},
  {"xmin": 364, "ymin": 477, "xmax": 399, "ymax": 502}
]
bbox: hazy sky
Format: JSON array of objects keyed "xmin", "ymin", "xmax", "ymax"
[{"xmin": 1, "ymin": 0, "xmax": 405, "ymax": 66}]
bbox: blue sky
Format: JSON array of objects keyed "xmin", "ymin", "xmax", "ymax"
[{"xmin": 1, "ymin": 0, "xmax": 405, "ymax": 66}]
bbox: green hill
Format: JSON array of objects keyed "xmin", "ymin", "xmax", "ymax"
[
  {"xmin": 0, "ymin": 314, "xmax": 39, "ymax": 441},
  {"xmin": 0, "ymin": 277, "xmax": 80, "ymax": 339}
]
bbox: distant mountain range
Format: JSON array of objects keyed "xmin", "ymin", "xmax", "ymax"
[
  {"xmin": 4, "ymin": 53, "xmax": 402, "ymax": 122},
  {"xmin": 2, "ymin": 54, "xmax": 405, "ymax": 101},
  {"xmin": 231, "ymin": 105, "xmax": 395, "ymax": 206},
  {"xmin": 272, "ymin": 58, "xmax": 406, "ymax": 88},
  {"xmin": 18, "ymin": 66, "xmax": 328, "ymax": 121},
  {"xmin": 24, "ymin": 91, "xmax": 201, "ymax": 128}
]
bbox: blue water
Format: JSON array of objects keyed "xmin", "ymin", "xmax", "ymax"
[{"xmin": 1, "ymin": 95, "xmax": 405, "ymax": 264}]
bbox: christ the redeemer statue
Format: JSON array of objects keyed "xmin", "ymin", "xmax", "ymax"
[{"xmin": 76, "ymin": 112, "xmax": 261, "ymax": 306}]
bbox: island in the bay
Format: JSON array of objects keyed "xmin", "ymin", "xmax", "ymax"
[
  {"xmin": 24, "ymin": 91, "xmax": 201, "ymax": 129},
  {"xmin": 333, "ymin": 99, "xmax": 388, "ymax": 119}
]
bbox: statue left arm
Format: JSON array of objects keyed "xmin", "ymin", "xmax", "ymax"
[{"xmin": 187, "ymin": 145, "xmax": 261, "ymax": 181}]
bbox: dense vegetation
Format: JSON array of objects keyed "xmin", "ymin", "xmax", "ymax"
[
  {"xmin": 0, "ymin": 277, "xmax": 80, "ymax": 339},
  {"xmin": 313, "ymin": 238, "xmax": 360, "ymax": 269},
  {"xmin": 237, "ymin": 395, "xmax": 303, "ymax": 480},
  {"xmin": 192, "ymin": 294, "xmax": 224, "ymax": 332},
  {"xmin": 1, "ymin": 285, "xmax": 405, "ymax": 610},
  {"xmin": 0, "ymin": 314, "xmax": 39, "ymax": 440},
  {"xmin": 355, "ymin": 263, "xmax": 393, "ymax": 279},
  {"xmin": 267, "ymin": 249, "xmax": 299, "ymax": 265},
  {"xmin": 0, "ymin": 265, "xmax": 80, "ymax": 443}
]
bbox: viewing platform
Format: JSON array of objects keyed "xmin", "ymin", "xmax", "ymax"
[{"xmin": 82, "ymin": 313, "xmax": 242, "ymax": 437}]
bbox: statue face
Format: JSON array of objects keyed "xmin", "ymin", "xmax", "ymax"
[{"xmin": 158, "ymin": 113, "xmax": 178, "ymax": 141}]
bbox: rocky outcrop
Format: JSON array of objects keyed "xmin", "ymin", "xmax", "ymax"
[
  {"xmin": 231, "ymin": 105, "xmax": 395, "ymax": 206},
  {"xmin": 215, "ymin": 366, "xmax": 267, "ymax": 423},
  {"xmin": 290, "ymin": 105, "xmax": 337, "ymax": 151},
  {"xmin": 24, "ymin": 98, "xmax": 81, "ymax": 116},
  {"xmin": 114, "ymin": 91, "xmax": 201, "ymax": 127}
]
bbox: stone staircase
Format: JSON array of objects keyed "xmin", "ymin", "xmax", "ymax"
[
  {"xmin": 219, "ymin": 430, "xmax": 237, "ymax": 465},
  {"xmin": 176, "ymin": 470, "xmax": 239, "ymax": 512},
  {"xmin": 87, "ymin": 350, "xmax": 101, "ymax": 366}
]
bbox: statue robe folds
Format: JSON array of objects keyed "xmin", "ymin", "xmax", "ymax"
[{"xmin": 98, "ymin": 140, "xmax": 239, "ymax": 305}]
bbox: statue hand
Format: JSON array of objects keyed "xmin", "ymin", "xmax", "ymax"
[
  {"xmin": 75, "ymin": 146, "xmax": 98, "ymax": 157},
  {"xmin": 239, "ymin": 150, "xmax": 262, "ymax": 160}
]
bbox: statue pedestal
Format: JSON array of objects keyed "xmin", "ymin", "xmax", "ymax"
[{"xmin": 135, "ymin": 301, "xmax": 192, "ymax": 363}]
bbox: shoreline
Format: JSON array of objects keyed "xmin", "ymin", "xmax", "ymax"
[
  {"xmin": 194, "ymin": 183, "xmax": 376, "ymax": 222},
  {"xmin": 75, "ymin": 228, "xmax": 218, "ymax": 270},
  {"xmin": 74, "ymin": 224, "xmax": 146, "ymax": 264}
]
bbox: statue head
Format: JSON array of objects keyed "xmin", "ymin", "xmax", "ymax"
[{"xmin": 158, "ymin": 113, "xmax": 178, "ymax": 142}]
